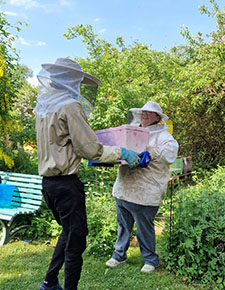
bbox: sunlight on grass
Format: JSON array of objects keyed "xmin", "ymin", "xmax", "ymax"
[{"xmin": 0, "ymin": 238, "xmax": 207, "ymax": 290}]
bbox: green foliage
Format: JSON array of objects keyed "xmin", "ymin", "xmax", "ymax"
[
  {"xmin": 64, "ymin": 1, "xmax": 225, "ymax": 167},
  {"xmin": 199, "ymin": 0, "xmax": 225, "ymax": 43},
  {"xmin": 0, "ymin": 10, "xmax": 37, "ymax": 170},
  {"xmin": 11, "ymin": 81, "xmax": 37, "ymax": 144},
  {"xmin": 2, "ymin": 67, "xmax": 38, "ymax": 173},
  {"xmin": 79, "ymin": 161, "xmax": 119, "ymax": 255},
  {"xmin": 161, "ymin": 166, "xmax": 225, "ymax": 288},
  {"xmin": 18, "ymin": 161, "xmax": 119, "ymax": 251},
  {"xmin": 2, "ymin": 3, "xmax": 224, "ymax": 287},
  {"xmin": 12, "ymin": 148, "xmax": 38, "ymax": 174},
  {"xmin": 18, "ymin": 201, "xmax": 62, "ymax": 241},
  {"xmin": 0, "ymin": 148, "xmax": 38, "ymax": 174},
  {"xmin": 0, "ymin": 10, "xmax": 29, "ymax": 169},
  {"xmin": 85, "ymin": 189, "xmax": 117, "ymax": 256}
]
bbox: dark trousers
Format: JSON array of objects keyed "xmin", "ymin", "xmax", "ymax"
[{"xmin": 42, "ymin": 175, "xmax": 88, "ymax": 290}]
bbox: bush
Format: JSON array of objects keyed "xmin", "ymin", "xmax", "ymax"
[
  {"xmin": 18, "ymin": 161, "xmax": 119, "ymax": 252},
  {"xmin": 85, "ymin": 190, "xmax": 118, "ymax": 256},
  {"xmin": 161, "ymin": 166, "xmax": 225, "ymax": 288},
  {"xmin": 0, "ymin": 148, "xmax": 38, "ymax": 174},
  {"xmin": 79, "ymin": 162, "xmax": 119, "ymax": 256},
  {"xmin": 17, "ymin": 201, "xmax": 62, "ymax": 242}
]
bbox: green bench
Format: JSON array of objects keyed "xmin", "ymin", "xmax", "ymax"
[{"xmin": 0, "ymin": 171, "xmax": 42, "ymax": 246}]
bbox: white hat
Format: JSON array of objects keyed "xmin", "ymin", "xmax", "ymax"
[
  {"xmin": 130, "ymin": 101, "xmax": 168, "ymax": 122},
  {"xmin": 41, "ymin": 58, "xmax": 101, "ymax": 86}
]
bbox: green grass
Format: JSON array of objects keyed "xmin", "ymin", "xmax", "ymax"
[{"xmin": 0, "ymin": 237, "xmax": 207, "ymax": 290}]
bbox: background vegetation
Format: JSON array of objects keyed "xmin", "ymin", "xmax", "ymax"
[
  {"xmin": 161, "ymin": 166, "xmax": 225, "ymax": 288},
  {"xmin": 0, "ymin": 0, "xmax": 224, "ymax": 289},
  {"xmin": 64, "ymin": 0, "xmax": 225, "ymax": 167},
  {"xmin": 0, "ymin": 0, "xmax": 224, "ymax": 172}
]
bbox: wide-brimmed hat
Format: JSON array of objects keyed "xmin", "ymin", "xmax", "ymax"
[
  {"xmin": 130, "ymin": 101, "xmax": 168, "ymax": 122},
  {"xmin": 41, "ymin": 58, "xmax": 101, "ymax": 86}
]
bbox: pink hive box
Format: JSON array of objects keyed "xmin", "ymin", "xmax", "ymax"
[{"xmin": 95, "ymin": 125, "xmax": 150, "ymax": 165}]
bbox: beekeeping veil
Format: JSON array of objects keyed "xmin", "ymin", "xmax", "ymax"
[{"xmin": 35, "ymin": 58, "xmax": 101, "ymax": 118}]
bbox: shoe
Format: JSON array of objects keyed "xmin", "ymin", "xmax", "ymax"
[
  {"xmin": 141, "ymin": 264, "xmax": 155, "ymax": 273},
  {"xmin": 39, "ymin": 282, "xmax": 63, "ymax": 290},
  {"xmin": 105, "ymin": 258, "xmax": 127, "ymax": 268}
]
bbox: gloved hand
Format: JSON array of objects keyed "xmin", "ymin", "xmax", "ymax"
[
  {"xmin": 120, "ymin": 147, "xmax": 140, "ymax": 168},
  {"xmin": 139, "ymin": 151, "xmax": 151, "ymax": 168}
]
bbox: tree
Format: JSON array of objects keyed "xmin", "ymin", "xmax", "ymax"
[
  {"xmin": 0, "ymin": 10, "xmax": 22, "ymax": 168},
  {"xmin": 171, "ymin": 0, "xmax": 225, "ymax": 165},
  {"xmin": 64, "ymin": 0, "xmax": 225, "ymax": 167},
  {"xmin": 11, "ymin": 79, "xmax": 37, "ymax": 145}
]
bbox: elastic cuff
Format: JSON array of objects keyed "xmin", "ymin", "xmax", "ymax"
[
  {"xmin": 98, "ymin": 145, "xmax": 121, "ymax": 163},
  {"xmin": 146, "ymin": 146, "xmax": 158, "ymax": 160}
]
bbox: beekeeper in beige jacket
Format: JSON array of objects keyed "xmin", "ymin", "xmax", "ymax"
[{"xmin": 35, "ymin": 58, "xmax": 140, "ymax": 290}]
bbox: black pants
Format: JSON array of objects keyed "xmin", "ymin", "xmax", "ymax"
[{"xmin": 42, "ymin": 175, "xmax": 88, "ymax": 290}]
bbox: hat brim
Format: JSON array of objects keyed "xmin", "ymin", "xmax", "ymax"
[
  {"xmin": 130, "ymin": 108, "xmax": 169, "ymax": 122},
  {"xmin": 41, "ymin": 63, "xmax": 101, "ymax": 86}
]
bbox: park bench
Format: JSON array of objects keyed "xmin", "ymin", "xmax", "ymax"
[{"xmin": 0, "ymin": 171, "xmax": 42, "ymax": 246}]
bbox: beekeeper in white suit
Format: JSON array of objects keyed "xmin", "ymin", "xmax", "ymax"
[
  {"xmin": 106, "ymin": 101, "xmax": 179, "ymax": 274},
  {"xmin": 35, "ymin": 58, "xmax": 140, "ymax": 290}
]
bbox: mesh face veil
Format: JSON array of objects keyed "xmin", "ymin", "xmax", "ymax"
[{"xmin": 36, "ymin": 64, "xmax": 98, "ymax": 118}]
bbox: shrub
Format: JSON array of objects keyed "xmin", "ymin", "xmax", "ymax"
[
  {"xmin": 79, "ymin": 162, "xmax": 119, "ymax": 256},
  {"xmin": 161, "ymin": 166, "xmax": 225, "ymax": 288},
  {"xmin": 85, "ymin": 189, "xmax": 118, "ymax": 256},
  {"xmin": 0, "ymin": 148, "xmax": 38, "ymax": 175},
  {"xmin": 17, "ymin": 201, "xmax": 62, "ymax": 242},
  {"xmin": 18, "ymin": 161, "xmax": 119, "ymax": 253}
]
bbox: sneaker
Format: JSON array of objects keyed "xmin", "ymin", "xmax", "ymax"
[
  {"xmin": 141, "ymin": 264, "xmax": 155, "ymax": 273},
  {"xmin": 105, "ymin": 258, "xmax": 127, "ymax": 268},
  {"xmin": 39, "ymin": 282, "xmax": 63, "ymax": 290}
]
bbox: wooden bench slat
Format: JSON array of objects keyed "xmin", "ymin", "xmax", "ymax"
[
  {"xmin": 9, "ymin": 205, "xmax": 37, "ymax": 212},
  {"xmin": 0, "ymin": 210, "xmax": 34, "ymax": 221},
  {"xmin": 13, "ymin": 188, "xmax": 42, "ymax": 195},
  {"xmin": 10, "ymin": 202, "xmax": 40, "ymax": 210},
  {"xmin": 12, "ymin": 197, "xmax": 42, "ymax": 205},
  {"xmin": 0, "ymin": 209, "xmax": 16, "ymax": 216},
  {"xmin": 13, "ymin": 192, "xmax": 43, "ymax": 200},
  {"xmin": 1, "ymin": 176, "xmax": 41, "ymax": 182},
  {"xmin": 0, "ymin": 171, "xmax": 41, "ymax": 179},
  {"xmin": 1, "ymin": 176, "xmax": 42, "ymax": 184},
  {"xmin": 14, "ymin": 186, "xmax": 42, "ymax": 196},
  {"xmin": 1, "ymin": 181, "xmax": 42, "ymax": 190},
  {"xmin": 0, "ymin": 213, "xmax": 14, "ymax": 220},
  {"xmin": 0, "ymin": 207, "xmax": 33, "ymax": 214},
  {"xmin": 2, "ymin": 177, "xmax": 42, "ymax": 185}
]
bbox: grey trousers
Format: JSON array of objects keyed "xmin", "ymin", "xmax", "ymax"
[{"xmin": 112, "ymin": 197, "xmax": 159, "ymax": 267}]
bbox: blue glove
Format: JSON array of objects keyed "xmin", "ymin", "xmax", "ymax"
[
  {"xmin": 139, "ymin": 151, "xmax": 151, "ymax": 168},
  {"xmin": 120, "ymin": 147, "xmax": 140, "ymax": 168}
]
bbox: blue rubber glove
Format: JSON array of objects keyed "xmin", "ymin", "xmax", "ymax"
[
  {"xmin": 139, "ymin": 151, "xmax": 151, "ymax": 168},
  {"xmin": 120, "ymin": 147, "xmax": 140, "ymax": 168}
]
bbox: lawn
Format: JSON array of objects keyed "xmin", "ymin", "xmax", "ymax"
[{"xmin": 0, "ymin": 236, "xmax": 207, "ymax": 290}]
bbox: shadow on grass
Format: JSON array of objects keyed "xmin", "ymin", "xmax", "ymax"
[
  {"xmin": 0, "ymin": 240, "xmax": 206, "ymax": 290},
  {"xmin": 0, "ymin": 241, "xmax": 64, "ymax": 290},
  {"xmin": 79, "ymin": 245, "xmax": 204, "ymax": 290}
]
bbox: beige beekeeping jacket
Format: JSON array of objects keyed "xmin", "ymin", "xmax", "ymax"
[
  {"xmin": 112, "ymin": 123, "xmax": 179, "ymax": 206},
  {"xmin": 36, "ymin": 102, "xmax": 121, "ymax": 177}
]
